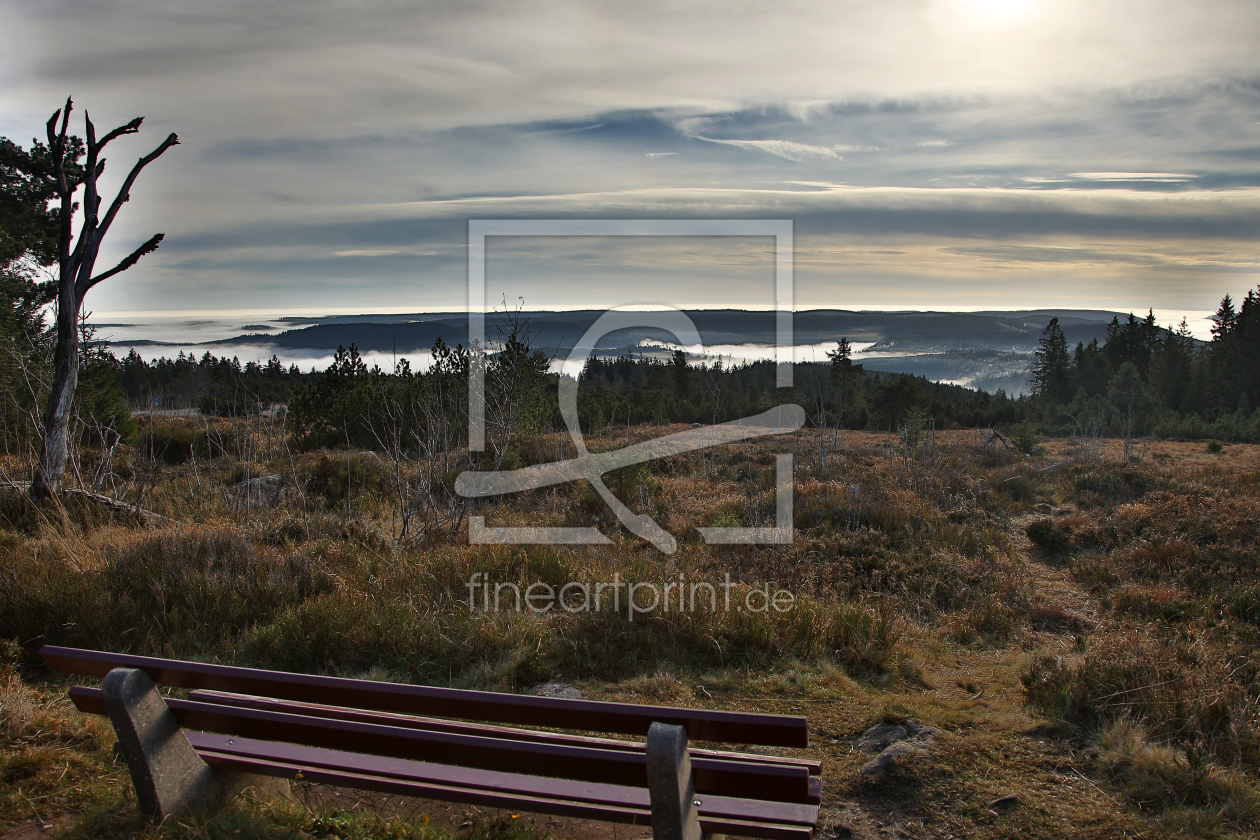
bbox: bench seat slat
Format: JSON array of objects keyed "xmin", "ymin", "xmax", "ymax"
[
  {"xmin": 188, "ymin": 732, "xmax": 819, "ymax": 827},
  {"xmin": 190, "ymin": 738, "xmax": 814, "ymax": 840},
  {"xmin": 67, "ymin": 687, "xmax": 813, "ymax": 804},
  {"xmin": 187, "ymin": 690, "xmax": 822, "ymax": 775},
  {"xmin": 42, "ymin": 646, "xmax": 806, "ymax": 747}
]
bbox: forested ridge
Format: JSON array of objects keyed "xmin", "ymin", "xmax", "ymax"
[{"xmin": 14, "ymin": 285, "xmax": 1248, "ymax": 456}]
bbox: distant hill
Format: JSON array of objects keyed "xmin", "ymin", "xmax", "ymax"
[
  {"xmin": 205, "ymin": 308, "xmax": 1119, "ymax": 355},
  {"xmin": 120, "ymin": 308, "xmax": 1131, "ymax": 395}
]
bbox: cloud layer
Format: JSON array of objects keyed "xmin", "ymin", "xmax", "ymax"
[{"xmin": 1, "ymin": 0, "xmax": 1257, "ymax": 317}]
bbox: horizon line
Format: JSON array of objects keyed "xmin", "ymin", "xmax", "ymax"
[{"xmin": 91, "ymin": 304, "xmax": 1216, "ymax": 319}]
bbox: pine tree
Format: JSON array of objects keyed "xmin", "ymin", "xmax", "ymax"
[
  {"xmin": 1232, "ymin": 287, "xmax": 1260, "ymax": 411},
  {"xmin": 826, "ymin": 337, "xmax": 865, "ymax": 423},
  {"xmin": 670, "ymin": 349, "xmax": 692, "ymax": 401},
  {"xmin": 1109, "ymin": 361, "xmax": 1146, "ymax": 461},
  {"xmin": 1, "ymin": 134, "xmax": 84, "ymax": 450},
  {"xmin": 1211, "ymin": 294, "xmax": 1237, "ymax": 340},
  {"xmin": 1103, "ymin": 312, "xmax": 1161, "ymax": 381},
  {"xmin": 1148, "ymin": 319, "xmax": 1196, "ymax": 411},
  {"xmin": 1207, "ymin": 288, "xmax": 1260, "ymax": 412},
  {"xmin": 1072, "ymin": 338, "xmax": 1111, "ymax": 398},
  {"xmin": 1031, "ymin": 318, "xmax": 1073, "ymax": 403}
]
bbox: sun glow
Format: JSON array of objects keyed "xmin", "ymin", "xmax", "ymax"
[{"xmin": 938, "ymin": 0, "xmax": 1041, "ymax": 28}]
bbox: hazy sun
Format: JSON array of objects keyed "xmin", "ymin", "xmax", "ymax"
[{"xmin": 939, "ymin": 0, "xmax": 1041, "ymax": 28}]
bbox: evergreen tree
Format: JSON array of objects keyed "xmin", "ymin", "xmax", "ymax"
[
  {"xmin": 1103, "ymin": 311, "xmax": 1161, "ymax": 380},
  {"xmin": 289, "ymin": 344, "xmax": 374, "ymax": 448},
  {"xmin": 1206, "ymin": 288, "xmax": 1260, "ymax": 413},
  {"xmin": 826, "ymin": 337, "xmax": 865, "ymax": 424},
  {"xmin": 1031, "ymin": 317, "xmax": 1074, "ymax": 402},
  {"xmin": 1, "ymin": 131, "xmax": 85, "ymax": 451},
  {"xmin": 1211, "ymin": 294, "xmax": 1237, "ymax": 340},
  {"xmin": 1072, "ymin": 338, "xmax": 1111, "ymax": 398},
  {"xmin": 866, "ymin": 373, "xmax": 928, "ymax": 430},
  {"xmin": 670, "ymin": 349, "xmax": 692, "ymax": 401},
  {"xmin": 1109, "ymin": 361, "xmax": 1146, "ymax": 460},
  {"xmin": 1148, "ymin": 319, "xmax": 1196, "ymax": 411},
  {"xmin": 1227, "ymin": 288, "xmax": 1260, "ymax": 411}
]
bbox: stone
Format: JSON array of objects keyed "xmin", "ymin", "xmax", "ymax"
[
  {"xmin": 529, "ymin": 682, "xmax": 582, "ymax": 699},
  {"xmin": 850, "ymin": 724, "xmax": 909, "ymax": 754},
  {"xmin": 851, "ymin": 721, "xmax": 941, "ymax": 755},
  {"xmin": 903, "ymin": 721, "xmax": 942, "ymax": 743},
  {"xmin": 229, "ymin": 474, "xmax": 288, "ymax": 508},
  {"xmin": 852, "ymin": 720, "xmax": 941, "ymax": 777},
  {"xmin": 859, "ymin": 741, "xmax": 929, "ymax": 776},
  {"xmin": 102, "ymin": 667, "xmax": 290, "ymax": 821}
]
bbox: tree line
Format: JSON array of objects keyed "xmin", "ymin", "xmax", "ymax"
[
  {"xmin": 272, "ymin": 333, "xmax": 1025, "ymax": 456},
  {"xmin": 1026, "ymin": 290, "xmax": 1260, "ymax": 447},
  {"xmin": 116, "ymin": 349, "xmax": 313, "ymax": 416},
  {"xmin": 11, "ymin": 286, "xmax": 1260, "ymax": 475}
]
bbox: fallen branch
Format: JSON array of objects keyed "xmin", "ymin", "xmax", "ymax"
[
  {"xmin": 1, "ymin": 480, "xmax": 164, "ymax": 525},
  {"xmin": 65, "ymin": 488, "xmax": 164, "ymax": 525},
  {"xmin": 987, "ymin": 429, "xmax": 1014, "ymax": 450}
]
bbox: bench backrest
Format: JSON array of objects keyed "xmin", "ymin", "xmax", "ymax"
[{"xmin": 39, "ymin": 646, "xmax": 808, "ymax": 747}]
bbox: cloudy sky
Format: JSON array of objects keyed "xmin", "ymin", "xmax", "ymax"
[{"xmin": 2, "ymin": 0, "xmax": 1258, "ymax": 327}]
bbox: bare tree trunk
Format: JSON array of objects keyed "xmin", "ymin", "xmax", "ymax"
[
  {"xmin": 28, "ymin": 97, "xmax": 178, "ymax": 500},
  {"xmin": 29, "ymin": 284, "xmax": 79, "ymax": 497}
]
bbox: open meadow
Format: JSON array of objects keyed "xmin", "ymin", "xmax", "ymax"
[{"xmin": 3, "ymin": 421, "xmax": 1260, "ymax": 840}]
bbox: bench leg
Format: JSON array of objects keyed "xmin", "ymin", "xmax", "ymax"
[
  {"xmin": 101, "ymin": 667, "xmax": 289, "ymax": 822},
  {"xmin": 646, "ymin": 722, "xmax": 703, "ymax": 840}
]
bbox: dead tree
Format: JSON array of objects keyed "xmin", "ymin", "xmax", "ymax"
[{"xmin": 29, "ymin": 98, "xmax": 178, "ymax": 500}]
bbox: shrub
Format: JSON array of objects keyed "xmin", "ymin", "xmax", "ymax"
[
  {"xmin": 1027, "ymin": 602, "xmax": 1087, "ymax": 634},
  {"xmin": 553, "ymin": 597, "xmax": 902, "ymax": 680},
  {"xmin": 497, "ymin": 448, "xmax": 525, "ymax": 471},
  {"xmin": 997, "ymin": 475, "xmax": 1035, "ymax": 504},
  {"xmin": 0, "ymin": 491, "xmax": 43, "ymax": 534},
  {"xmin": 1229, "ymin": 586, "xmax": 1260, "ymax": 626},
  {"xmin": 304, "ymin": 452, "xmax": 389, "ymax": 505},
  {"xmin": 1027, "ymin": 517, "xmax": 1071, "ymax": 555},
  {"xmin": 138, "ymin": 420, "xmax": 204, "ymax": 464},
  {"xmin": 1008, "ymin": 421, "xmax": 1046, "ymax": 456},
  {"xmin": 1071, "ymin": 465, "xmax": 1153, "ymax": 506},
  {"xmin": 1021, "ymin": 631, "xmax": 1258, "ymax": 768},
  {"xmin": 1207, "ymin": 440, "xmax": 1225, "ymax": 453},
  {"xmin": 239, "ymin": 579, "xmax": 566, "ymax": 691},
  {"xmin": 949, "ymin": 594, "xmax": 1020, "ymax": 646},
  {"xmin": 1096, "ymin": 720, "xmax": 1259, "ymax": 825},
  {"xmin": 0, "ymin": 527, "xmax": 335, "ymax": 655}
]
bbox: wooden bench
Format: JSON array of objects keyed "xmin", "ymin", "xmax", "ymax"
[{"xmin": 40, "ymin": 646, "xmax": 821, "ymax": 840}]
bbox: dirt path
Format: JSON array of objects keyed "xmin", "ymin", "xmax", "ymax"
[{"xmin": 1011, "ymin": 508, "xmax": 1105, "ymax": 635}]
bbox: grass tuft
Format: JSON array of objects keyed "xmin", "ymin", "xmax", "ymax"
[{"xmin": 1096, "ymin": 720, "xmax": 1260, "ymax": 825}]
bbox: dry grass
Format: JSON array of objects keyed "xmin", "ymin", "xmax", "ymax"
[
  {"xmin": 0, "ymin": 642, "xmax": 121, "ymax": 835},
  {"xmin": 1095, "ymin": 720, "xmax": 1260, "ymax": 821},
  {"xmin": 3, "ymin": 425, "xmax": 1260, "ymax": 837}
]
